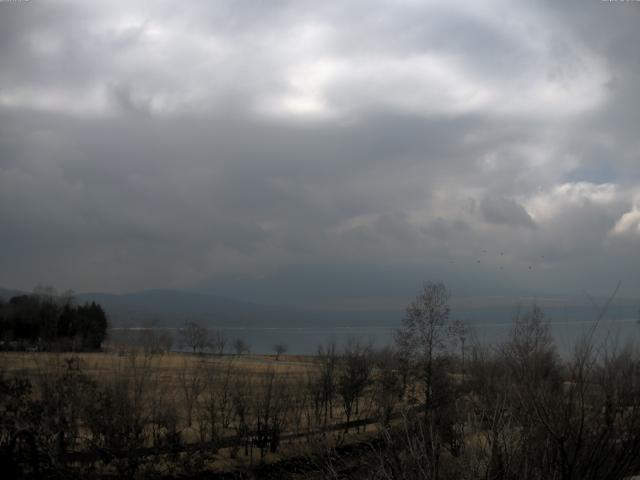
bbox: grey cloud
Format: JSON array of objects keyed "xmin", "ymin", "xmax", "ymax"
[
  {"xmin": 0, "ymin": 0, "xmax": 639, "ymax": 303},
  {"xmin": 481, "ymin": 196, "xmax": 535, "ymax": 228}
]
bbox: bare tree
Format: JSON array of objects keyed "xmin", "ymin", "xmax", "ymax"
[
  {"xmin": 305, "ymin": 369, "xmax": 324, "ymax": 429},
  {"xmin": 394, "ymin": 282, "xmax": 455, "ymax": 478},
  {"xmin": 449, "ymin": 318, "xmax": 471, "ymax": 381},
  {"xmin": 273, "ymin": 343, "xmax": 288, "ymax": 360},
  {"xmin": 140, "ymin": 326, "xmax": 173, "ymax": 356},
  {"xmin": 289, "ymin": 377, "xmax": 311, "ymax": 435},
  {"xmin": 147, "ymin": 364, "xmax": 178, "ymax": 449},
  {"xmin": 83, "ymin": 351, "xmax": 154, "ymax": 477},
  {"xmin": 179, "ymin": 321, "xmax": 209, "ymax": 354},
  {"xmin": 199, "ymin": 360, "xmax": 234, "ymax": 447},
  {"xmin": 252, "ymin": 368, "xmax": 291, "ymax": 460},
  {"xmin": 178, "ymin": 358, "xmax": 205, "ymax": 428},
  {"xmin": 32, "ymin": 284, "xmax": 74, "ymax": 307},
  {"xmin": 337, "ymin": 340, "xmax": 373, "ymax": 432},
  {"xmin": 395, "ymin": 281, "xmax": 452, "ymax": 407},
  {"xmin": 210, "ymin": 329, "xmax": 226, "ymax": 356},
  {"xmin": 371, "ymin": 347, "xmax": 401, "ymax": 427},
  {"xmin": 232, "ymin": 338, "xmax": 249, "ymax": 356},
  {"xmin": 230, "ymin": 373, "xmax": 252, "ymax": 459},
  {"xmin": 317, "ymin": 341, "xmax": 338, "ymax": 427}
]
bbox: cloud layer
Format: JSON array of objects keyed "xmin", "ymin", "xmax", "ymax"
[{"xmin": 1, "ymin": 0, "xmax": 639, "ymax": 307}]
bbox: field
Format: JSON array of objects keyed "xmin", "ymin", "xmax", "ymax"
[
  {"xmin": 0, "ymin": 350, "xmax": 317, "ymax": 380},
  {"xmin": 0, "ymin": 348, "xmax": 399, "ymax": 478}
]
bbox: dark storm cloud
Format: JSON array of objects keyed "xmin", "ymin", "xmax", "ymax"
[{"xmin": 0, "ymin": 0, "xmax": 639, "ymax": 305}]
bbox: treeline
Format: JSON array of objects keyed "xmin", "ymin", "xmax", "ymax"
[
  {"xmin": 0, "ymin": 288, "xmax": 108, "ymax": 351},
  {"xmin": 363, "ymin": 282, "xmax": 640, "ymax": 480}
]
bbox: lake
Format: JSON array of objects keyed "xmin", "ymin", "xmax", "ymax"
[{"xmin": 110, "ymin": 317, "xmax": 640, "ymax": 356}]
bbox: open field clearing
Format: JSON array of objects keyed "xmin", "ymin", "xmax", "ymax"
[
  {"xmin": 0, "ymin": 348, "xmax": 408, "ymax": 477},
  {"xmin": 0, "ymin": 351, "xmax": 317, "ymax": 380}
]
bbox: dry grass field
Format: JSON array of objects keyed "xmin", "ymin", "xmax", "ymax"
[
  {"xmin": 0, "ymin": 349, "xmax": 384, "ymax": 463},
  {"xmin": 0, "ymin": 349, "xmax": 391, "ymax": 477},
  {"xmin": 0, "ymin": 350, "xmax": 317, "ymax": 380},
  {"xmin": 0, "ymin": 349, "xmax": 331, "ymax": 436}
]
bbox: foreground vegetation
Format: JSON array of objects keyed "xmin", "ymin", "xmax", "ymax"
[{"xmin": 2, "ymin": 282, "xmax": 640, "ymax": 479}]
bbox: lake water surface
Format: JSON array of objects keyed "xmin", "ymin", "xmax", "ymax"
[{"xmin": 110, "ymin": 317, "xmax": 640, "ymax": 356}]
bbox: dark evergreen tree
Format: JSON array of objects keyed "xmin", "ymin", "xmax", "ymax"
[{"xmin": 0, "ymin": 293, "xmax": 108, "ymax": 351}]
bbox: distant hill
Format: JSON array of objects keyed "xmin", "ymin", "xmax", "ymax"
[
  {"xmin": 74, "ymin": 289, "xmax": 399, "ymax": 328},
  {"xmin": 1, "ymin": 287, "xmax": 394, "ymax": 328},
  {"xmin": 0, "ymin": 287, "xmax": 26, "ymax": 300},
  {"xmin": 2, "ymin": 286, "xmax": 638, "ymax": 330}
]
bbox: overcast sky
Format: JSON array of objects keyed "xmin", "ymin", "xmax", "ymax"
[{"xmin": 1, "ymin": 0, "xmax": 639, "ymax": 308}]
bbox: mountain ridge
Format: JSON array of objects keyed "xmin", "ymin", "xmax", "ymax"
[
  {"xmin": 2, "ymin": 287, "xmax": 637, "ymax": 329},
  {"xmin": 0, "ymin": 286, "xmax": 398, "ymax": 328}
]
